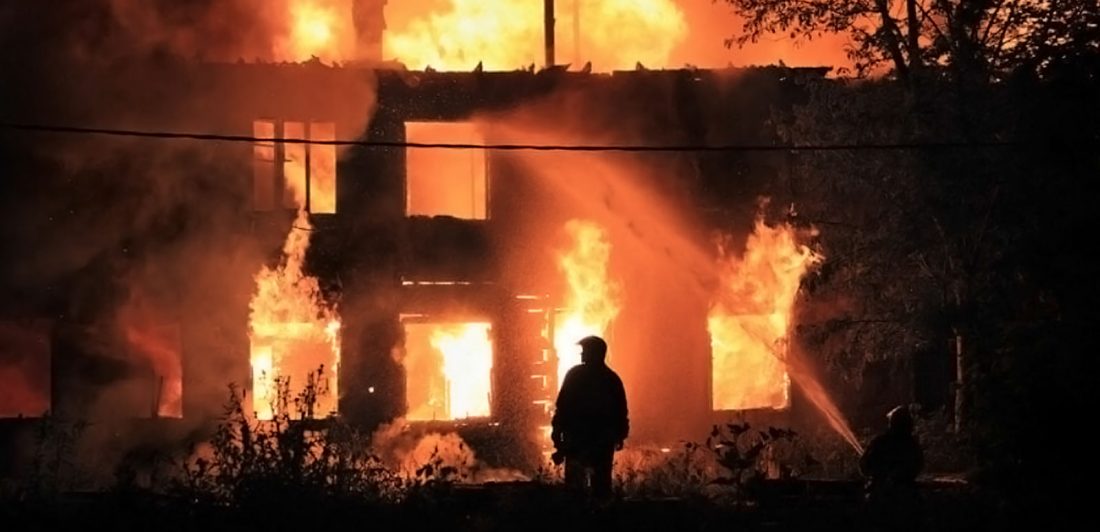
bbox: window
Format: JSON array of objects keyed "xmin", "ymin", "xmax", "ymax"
[
  {"xmin": 124, "ymin": 322, "xmax": 184, "ymax": 418},
  {"xmin": 402, "ymin": 321, "xmax": 493, "ymax": 421},
  {"xmin": 117, "ymin": 291, "xmax": 184, "ymax": 419},
  {"xmin": 253, "ymin": 120, "xmax": 277, "ymax": 212},
  {"xmin": 0, "ymin": 320, "xmax": 51, "ymax": 418},
  {"xmin": 252, "ymin": 119, "xmax": 338, "ymax": 214},
  {"xmin": 405, "ymin": 122, "xmax": 488, "ymax": 219},
  {"xmin": 710, "ymin": 314, "xmax": 791, "ymax": 411}
]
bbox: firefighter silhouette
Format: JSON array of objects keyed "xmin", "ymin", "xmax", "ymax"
[
  {"xmin": 860, "ymin": 405, "xmax": 923, "ymax": 493},
  {"xmin": 860, "ymin": 405, "xmax": 925, "ymax": 531},
  {"xmin": 551, "ymin": 335, "xmax": 629, "ymax": 500}
]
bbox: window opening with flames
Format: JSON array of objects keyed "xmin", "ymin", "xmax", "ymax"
[
  {"xmin": 405, "ymin": 121, "xmax": 489, "ymax": 220},
  {"xmin": 402, "ymin": 319, "xmax": 494, "ymax": 422},
  {"xmin": 708, "ymin": 218, "xmax": 822, "ymax": 411}
]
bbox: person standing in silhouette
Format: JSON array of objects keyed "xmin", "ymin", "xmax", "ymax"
[{"xmin": 551, "ymin": 335, "xmax": 629, "ymax": 501}]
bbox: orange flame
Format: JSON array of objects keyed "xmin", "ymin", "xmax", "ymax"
[
  {"xmin": 709, "ymin": 217, "xmax": 821, "ymax": 411},
  {"xmin": 273, "ymin": 0, "xmax": 356, "ymax": 63},
  {"xmin": 405, "ymin": 322, "xmax": 493, "ymax": 421},
  {"xmin": 385, "ymin": 0, "xmax": 688, "ymax": 71},
  {"xmin": 249, "ymin": 209, "xmax": 340, "ymax": 420},
  {"xmin": 553, "ymin": 220, "xmax": 621, "ymax": 388}
]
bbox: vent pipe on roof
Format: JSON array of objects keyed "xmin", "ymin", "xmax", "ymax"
[{"xmin": 544, "ymin": 0, "xmax": 556, "ymax": 68}]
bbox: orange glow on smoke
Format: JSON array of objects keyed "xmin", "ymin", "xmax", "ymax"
[
  {"xmin": 249, "ymin": 209, "xmax": 340, "ymax": 420},
  {"xmin": 260, "ymin": 120, "xmax": 338, "ymax": 214},
  {"xmin": 117, "ymin": 290, "xmax": 182, "ymax": 418},
  {"xmin": 709, "ymin": 217, "xmax": 821, "ymax": 410},
  {"xmin": 122, "ymin": 322, "xmax": 183, "ymax": 418},
  {"xmin": 0, "ymin": 321, "xmax": 50, "ymax": 418},
  {"xmin": 404, "ymin": 322, "xmax": 493, "ymax": 421},
  {"xmin": 274, "ymin": 0, "xmax": 356, "ymax": 63},
  {"xmin": 553, "ymin": 220, "xmax": 621, "ymax": 388},
  {"xmin": 385, "ymin": 0, "xmax": 687, "ymax": 71}
]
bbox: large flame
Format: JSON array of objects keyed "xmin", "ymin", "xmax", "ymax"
[
  {"xmin": 273, "ymin": 0, "xmax": 356, "ymax": 63},
  {"xmin": 385, "ymin": 0, "xmax": 688, "ymax": 71},
  {"xmin": 553, "ymin": 220, "xmax": 621, "ymax": 388},
  {"xmin": 709, "ymin": 218, "xmax": 821, "ymax": 411},
  {"xmin": 405, "ymin": 322, "xmax": 493, "ymax": 421},
  {"xmin": 249, "ymin": 209, "xmax": 340, "ymax": 420}
]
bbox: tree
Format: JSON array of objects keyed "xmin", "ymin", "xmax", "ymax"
[
  {"xmin": 771, "ymin": 52, "xmax": 1097, "ymax": 522},
  {"xmin": 719, "ymin": 0, "xmax": 1100, "ymax": 81}
]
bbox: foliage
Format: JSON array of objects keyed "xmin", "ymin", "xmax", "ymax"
[
  {"xmin": 718, "ymin": 0, "xmax": 1100, "ymax": 80},
  {"xmin": 912, "ymin": 408, "xmax": 971, "ymax": 474},
  {"xmin": 614, "ymin": 443, "xmax": 713, "ymax": 498},
  {"xmin": 613, "ymin": 423, "xmax": 827, "ymax": 502},
  {"xmin": 176, "ymin": 378, "xmax": 403, "ymax": 507},
  {"xmin": 705, "ymin": 423, "xmax": 819, "ymax": 497},
  {"xmin": 23, "ymin": 415, "xmax": 90, "ymax": 497},
  {"xmin": 777, "ymin": 80, "xmax": 937, "ymax": 389}
]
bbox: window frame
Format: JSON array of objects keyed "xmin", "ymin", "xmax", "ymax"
[
  {"xmin": 403, "ymin": 121, "xmax": 491, "ymax": 220},
  {"xmin": 252, "ymin": 119, "xmax": 338, "ymax": 214}
]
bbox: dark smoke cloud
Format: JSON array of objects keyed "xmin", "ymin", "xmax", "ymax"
[
  {"xmin": 0, "ymin": 0, "xmax": 283, "ymax": 273},
  {"xmin": 0, "ymin": 0, "xmax": 374, "ymax": 430},
  {"xmin": 1, "ymin": 0, "xmax": 280, "ymax": 66}
]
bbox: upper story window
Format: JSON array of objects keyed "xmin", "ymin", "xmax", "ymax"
[
  {"xmin": 405, "ymin": 122, "xmax": 488, "ymax": 220},
  {"xmin": 252, "ymin": 119, "xmax": 337, "ymax": 214}
]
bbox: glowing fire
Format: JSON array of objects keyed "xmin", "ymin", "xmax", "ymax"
[
  {"xmin": 249, "ymin": 209, "xmax": 340, "ymax": 420},
  {"xmin": 553, "ymin": 220, "xmax": 621, "ymax": 388},
  {"xmin": 273, "ymin": 0, "xmax": 356, "ymax": 63},
  {"xmin": 385, "ymin": 0, "xmax": 688, "ymax": 71},
  {"xmin": 709, "ymin": 217, "xmax": 821, "ymax": 410},
  {"xmin": 405, "ymin": 322, "xmax": 493, "ymax": 421},
  {"xmin": 117, "ymin": 289, "xmax": 182, "ymax": 418}
]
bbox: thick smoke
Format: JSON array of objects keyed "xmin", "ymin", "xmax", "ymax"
[{"xmin": 0, "ymin": 0, "xmax": 376, "ymax": 456}]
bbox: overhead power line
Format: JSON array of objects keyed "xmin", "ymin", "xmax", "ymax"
[{"xmin": 0, "ymin": 121, "xmax": 1036, "ymax": 152}]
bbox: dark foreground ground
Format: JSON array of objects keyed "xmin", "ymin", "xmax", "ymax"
[{"xmin": 0, "ymin": 479, "xmax": 1020, "ymax": 532}]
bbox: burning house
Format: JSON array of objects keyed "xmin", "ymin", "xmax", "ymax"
[{"xmin": 1, "ymin": 0, "xmax": 861, "ymax": 474}]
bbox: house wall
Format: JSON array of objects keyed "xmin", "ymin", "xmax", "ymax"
[{"xmin": 17, "ymin": 63, "xmax": 831, "ymax": 467}]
